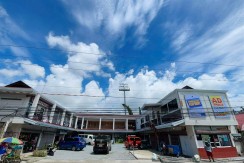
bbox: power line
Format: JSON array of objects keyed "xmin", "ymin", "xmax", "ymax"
[
  {"xmin": 1, "ymin": 44, "xmax": 244, "ymax": 68},
  {"xmin": 1, "ymin": 60, "xmax": 243, "ymax": 78}
]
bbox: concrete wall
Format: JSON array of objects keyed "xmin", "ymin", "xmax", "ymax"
[
  {"xmin": 0, "ymin": 93, "xmax": 30, "ymax": 121},
  {"xmin": 183, "ymin": 126, "xmax": 198, "ymax": 157}
]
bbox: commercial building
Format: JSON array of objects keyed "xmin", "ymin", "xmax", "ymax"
[
  {"xmin": 139, "ymin": 86, "xmax": 240, "ymax": 158},
  {"xmin": 0, "ymin": 81, "xmax": 140, "ymax": 152},
  {"xmin": 0, "ymin": 81, "xmax": 241, "ymax": 158}
]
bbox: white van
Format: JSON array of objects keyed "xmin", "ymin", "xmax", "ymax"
[{"xmin": 79, "ymin": 134, "xmax": 94, "ymax": 145}]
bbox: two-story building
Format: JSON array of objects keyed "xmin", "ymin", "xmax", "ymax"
[
  {"xmin": 139, "ymin": 86, "xmax": 240, "ymax": 158},
  {"xmin": 0, "ymin": 81, "xmax": 141, "ymax": 151}
]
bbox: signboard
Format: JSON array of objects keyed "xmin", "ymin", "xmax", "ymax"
[
  {"xmin": 209, "ymin": 96, "xmax": 230, "ymax": 118},
  {"xmin": 185, "ymin": 94, "xmax": 206, "ymax": 117}
]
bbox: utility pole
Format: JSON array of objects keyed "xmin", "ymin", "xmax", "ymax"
[{"xmin": 119, "ymin": 83, "xmax": 130, "ymax": 115}]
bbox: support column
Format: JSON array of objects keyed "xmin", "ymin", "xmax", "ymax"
[
  {"xmin": 113, "ymin": 118, "xmax": 115, "ymax": 130},
  {"xmin": 69, "ymin": 113, "xmax": 74, "ymax": 128},
  {"xmin": 74, "ymin": 116, "xmax": 78, "ymax": 129},
  {"xmin": 81, "ymin": 117, "xmax": 84, "ymax": 129},
  {"xmin": 28, "ymin": 94, "xmax": 41, "ymax": 119},
  {"xmin": 37, "ymin": 131, "xmax": 43, "ymax": 149},
  {"xmin": 0, "ymin": 121, "xmax": 10, "ymax": 138},
  {"xmin": 49, "ymin": 103, "xmax": 56, "ymax": 123},
  {"xmin": 60, "ymin": 110, "xmax": 66, "ymax": 126},
  {"xmin": 99, "ymin": 118, "xmax": 102, "ymax": 130},
  {"xmin": 86, "ymin": 120, "xmax": 88, "ymax": 129},
  {"xmin": 168, "ymin": 134, "xmax": 171, "ymax": 145},
  {"xmin": 126, "ymin": 119, "xmax": 128, "ymax": 130}
]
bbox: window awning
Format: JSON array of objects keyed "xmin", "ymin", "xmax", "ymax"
[
  {"xmin": 156, "ymin": 119, "xmax": 185, "ymax": 129},
  {"xmin": 195, "ymin": 130, "xmax": 231, "ymax": 134}
]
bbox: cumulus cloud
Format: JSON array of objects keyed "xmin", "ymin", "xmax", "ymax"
[
  {"xmin": 0, "ymin": 60, "xmax": 45, "ymax": 79},
  {"xmin": 46, "ymin": 33, "xmax": 114, "ymax": 77}
]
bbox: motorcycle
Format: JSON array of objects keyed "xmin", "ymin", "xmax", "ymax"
[{"xmin": 47, "ymin": 144, "xmax": 55, "ymax": 156}]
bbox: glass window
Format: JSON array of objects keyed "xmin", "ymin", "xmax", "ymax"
[
  {"xmin": 161, "ymin": 104, "xmax": 168, "ymax": 114},
  {"xmin": 196, "ymin": 134, "xmax": 202, "ymax": 140},
  {"xmin": 152, "ymin": 111, "xmax": 155, "ymax": 119},
  {"xmin": 200, "ymin": 134, "xmax": 231, "ymax": 147},
  {"xmin": 168, "ymin": 99, "xmax": 178, "ymax": 111}
]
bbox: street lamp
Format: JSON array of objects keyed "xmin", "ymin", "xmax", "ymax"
[{"xmin": 119, "ymin": 83, "xmax": 130, "ymax": 115}]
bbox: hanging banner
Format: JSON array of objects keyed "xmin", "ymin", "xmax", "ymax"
[
  {"xmin": 185, "ymin": 94, "xmax": 206, "ymax": 117},
  {"xmin": 209, "ymin": 96, "xmax": 230, "ymax": 118}
]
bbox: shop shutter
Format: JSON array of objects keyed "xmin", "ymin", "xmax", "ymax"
[{"xmin": 39, "ymin": 133, "xmax": 55, "ymax": 149}]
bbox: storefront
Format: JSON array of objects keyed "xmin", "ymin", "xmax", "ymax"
[
  {"xmin": 195, "ymin": 126, "xmax": 237, "ymax": 158},
  {"xmin": 19, "ymin": 132, "xmax": 40, "ymax": 153}
]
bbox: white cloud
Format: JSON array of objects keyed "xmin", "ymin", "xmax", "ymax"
[
  {"xmin": 19, "ymin": 60, "xmax": 45, "ymax": 79},
  {"xmin": 0, "ymin": 60, "xmax": 45, "ymax": 79},
  {"xmin": 0, "ymin": 69, "xmax": 21, "ymax": 78},
  {"xmin": 61, "ymin": 0, "xmax": 164, "ymax": 47},
  {"xmin": 46, "ymin": 33, "xmax": 114, "ymax": 77}
]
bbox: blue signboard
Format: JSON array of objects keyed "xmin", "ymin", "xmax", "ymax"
[{"xmin": 185, "ymin": 94, "xmax": 206, "ymax": 117}]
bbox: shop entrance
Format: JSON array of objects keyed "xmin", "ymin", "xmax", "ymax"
[{"xmin": 19, "ymin": 132, "xmax": 40, "ymax": 153}]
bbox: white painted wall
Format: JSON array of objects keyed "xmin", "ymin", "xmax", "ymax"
[
  {"xmin": 0, "ymin": 93, "xmax": 30, "ymax": 121},
  {"xmin": 184, "ymin": 126, "xmax": 199, "ymax": 157}
]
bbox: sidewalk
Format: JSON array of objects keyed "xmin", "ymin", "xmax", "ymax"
[
  {"xmin": 129, "ymin": 149, "xmax": 244, "ymax": 163},
  {"xmin": 20, "ymin": 152, "xmax": 46, "ymax": 163}
]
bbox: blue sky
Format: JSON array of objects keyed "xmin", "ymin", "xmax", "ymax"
[{"xmin": 0, "ymin": 0, "xmax": 244, "ymax": 112}]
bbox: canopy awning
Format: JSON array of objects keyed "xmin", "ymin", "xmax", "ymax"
[{"xmin": 24, "ymin": 118, "xmax": 75, "ymax": 131}]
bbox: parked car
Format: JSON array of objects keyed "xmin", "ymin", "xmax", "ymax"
[
  {"xmin": 140, "ymin": 140, "xmax": 151, "ymax": 149},
  {"xmin": 93, "ymin": 135, "xmax": 111, "ymax": 154},
  {"xmin": 58, "ymin": 137, "xmax": 86, "ymax": 151},
  {"xmin": 124, "ymin": 135, "xmax": 142, "ymax": 149},
  {"xmin": 78, "ymin": 134, "xmax": 95, "ymax": 145}
]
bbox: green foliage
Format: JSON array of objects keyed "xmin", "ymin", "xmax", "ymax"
[
  {"xmin": 33, "ymin": 150, "xmax": 47, "ymax": 157},
  {"xmin": 117, "ymin": 139, "xmax": 124, "ymax": 143},
  {"xmin": 123, "ymin": 104, "xmax": 133, "ymax": 115}
]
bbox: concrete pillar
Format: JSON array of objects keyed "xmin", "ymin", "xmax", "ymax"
[
  {"xmin": 126, "ymin": 119, "xmax": 128, "ymax": 130},
  {"xmin": 0, "ymin": 121, "xmax": 10, "ymax": 138},
  {"xmin": 37, "ymin": 131, "xmax": 43, "ymax": 148},
  {"xmin": 168, "ymin": 134, "xmax": 171, "ymax": 145},
  {"xmin": 49, "ymin": 103, "xmax": 56, "ymax": 123},
  {"xmin": 74, "ymin": 116, "xmax": 78, "ymax": 129},
  {"xmin": 81, "ymin": 117, "xmax": 84, "ymax": 129},
  {"xmin": 99, "ymin": 118, "xmax": 102, "ymax": 130},
  {"xmin": 69, "ymin": 113, "xmax": 74, "ymax": 128},
  {"xmin": 113, "ymin": 118, "xmax": 115, "ymax": 130},
  {"xmin": 28, "ymin": 94, "xmax": 40, "ymax": 119},
  {"xmin": 86, "ymin": 120, "xmax": 88, "ymax": 129},
  {"xmin": 60, "ymin": 110, "xmax": 66, "ymax": 126}
]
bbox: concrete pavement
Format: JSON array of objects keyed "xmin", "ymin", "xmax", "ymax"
[{"xmin": 129, "ymin": 149, "xmax": 244, "ymax": 163}]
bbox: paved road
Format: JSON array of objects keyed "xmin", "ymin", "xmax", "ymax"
[{"xmin": 45, "ymin": 143, "xmax": 136, "ymax": 161}]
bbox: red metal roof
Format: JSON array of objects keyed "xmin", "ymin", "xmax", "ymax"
[{"xmin": 235, "ymin": 113, "xmax": 244, "ymax": 131}]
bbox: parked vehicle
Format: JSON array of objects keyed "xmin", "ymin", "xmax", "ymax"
[
  {"xmin": 124, "ymin": 135, "xmax": 142, "ymax": 149},
  {"xmin": 93, "ymin": 135, "xmax": 111, "ymax": 154},
  {"xmin": 78, "ymin": 134, "xmax": 94, "ymax": 145},
  {"xmin": 140, "ymin": 140, "xmax": 151, "ymax": 149},
  {"xmin": 47, "ymin": 144, "xmax": 55, "ymax": 156},
  {"xmin": 58, "ymin": 137, "xmax": 86, "ymax": 151}
]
